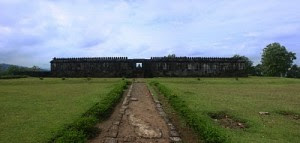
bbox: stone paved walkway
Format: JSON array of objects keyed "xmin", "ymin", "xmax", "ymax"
[{"xmin": 89, "ymin": 81, "xmax": 181, "ymax": 143}]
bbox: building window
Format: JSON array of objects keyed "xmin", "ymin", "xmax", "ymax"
[
  {"xmin": 163, "ymin": 63, "xmax": 167, "ymax": 70},
  {"xmin": 188, "ymin": 64, "xmax": 193, "ymax": 70}
]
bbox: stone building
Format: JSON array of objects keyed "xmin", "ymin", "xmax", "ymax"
[{"xmin": 50, "ymin": 57, "xmax": 247, "ymax": 77}]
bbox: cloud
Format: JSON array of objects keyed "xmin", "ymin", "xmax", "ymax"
[
  {"xmin": 243, "ymin": 32, "xmax": 260, "ymax": 38},
  {"xmin": 0, "ymin": 0, "xmax": 300, "ymax": 68}
]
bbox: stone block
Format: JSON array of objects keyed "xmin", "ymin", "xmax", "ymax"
[
  {"xmin": 170, "ymin": 130, "xmax": 179, "ymax": 137},
  {"xmin": 170, "ymin": 137, "xmax": 182, "ymax": 142},
  {"xmin": 130, "ymin": 98, "xmax": 138, "ymax": 101},
  {"xmin": 104, "ymin": 138, "xmax": 118, "ymax": 143}
]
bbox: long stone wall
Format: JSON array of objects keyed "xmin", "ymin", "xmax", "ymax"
[
  {"xmin": 50, "ymin": 57, "xmax": 246, "ymax": 77},
  {"xmin": 149, "ymin": 57, "xmax": 246, "ymax": 77}
]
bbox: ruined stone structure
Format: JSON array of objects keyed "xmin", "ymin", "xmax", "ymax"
[{"xmin": 50, "ymin": 57, "xmax": 247, "ymax": 77}]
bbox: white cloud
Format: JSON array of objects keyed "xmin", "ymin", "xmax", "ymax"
[
  {"xmin": 0, "ymin": 0, "xmax": 300, "ymax": 68},
  {"xmin": 0, "ymin": 25, "xmax": 12, "ymax": 34},
  {"xmin": 243, "ymin": 32, "xmax": 260, "ymax": 38}
]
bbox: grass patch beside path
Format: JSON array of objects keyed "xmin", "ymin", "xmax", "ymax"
[
  {"xmin": 147, "ymin": 83, "xmax": 203, "ymax": 143},
  {"xmin": 149, "ymin": 77, "xmax": 300, "ymax": 143},
  {"xmin": 150, "ymin": 81, "xmax": 228, "ymax": 143},
  {"xmin": 0, "ymin": 78, "xmax": 126, "ymax": 143},
  {"xmin": 50, "ymin": 79, "xmax": 129, "ymax": 142}
]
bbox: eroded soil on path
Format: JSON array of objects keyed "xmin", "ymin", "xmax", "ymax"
[{"xmin": 90, "ymin": 81, "xmax": 179, "ymax": 143}]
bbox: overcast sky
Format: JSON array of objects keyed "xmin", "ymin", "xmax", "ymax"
[{"xmin": 0, "ymin": 0, "xmax": 300, "ymax": 69}]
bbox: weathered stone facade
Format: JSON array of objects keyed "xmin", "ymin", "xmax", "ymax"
[{"xmin": 50, "ymin": 57, "xmax": 247, "ymax": 77}]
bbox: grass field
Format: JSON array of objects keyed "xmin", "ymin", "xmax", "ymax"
[
  {"xmin": 149, "ymin": 77, "xmax": 300, "ymax": 143},
  {"xmin": 0, "ymin": 78, "xmax": 122, "ymax": 143}
]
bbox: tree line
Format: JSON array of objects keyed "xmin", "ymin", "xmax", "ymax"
[
  {"xmin": 0, "ymin": 65, "xmax": 43, "ymax": 76},
  {"xmin": 234, "ymin": 42, "xmax": 299, "ymax": 78}
]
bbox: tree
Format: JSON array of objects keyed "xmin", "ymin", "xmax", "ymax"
[
  {"xmin": 232, "ymin": 54, "xmax": 254, "ymax": 75},
  {"xmin": 253, "ymin": 64, "xmax": 263, "ymax": 76},
  {"xmin": 6, "ymin": 65, "xmax": 31, "ymax": 75},
  {"xmin": 287, "ymin": 64, "xmax": 300, "ymax": 78},
  {"xmin": 31, "ymin": 66, "xmax": 41, "ymax": 71},
  {"xmin": 261, "ymin": 42, "xmax": 296, "ymax": 77},
  {"xmin": 167, "ymin": 54, "xmax": 176, "ymax": 58},
  {"xmin": 7, "ymin": 66, "xmax": 22, "ymax": 75},
  {"xmin": 0, "ymin": 70, "xmax": 6, "ymax": 76}
]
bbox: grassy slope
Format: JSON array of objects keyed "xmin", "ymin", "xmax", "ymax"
[
  {"xmin": 0, "ymin": 78, "xmax": 121, "ymax": 143},
  {"xmin": 149, "ymin": 77, "xmax": 300, "ymax": 143}
]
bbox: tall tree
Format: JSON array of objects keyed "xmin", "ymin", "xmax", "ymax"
[
  {"xmin": 232, "ymin": 54, "xmax": 254, "ymax": 75},
  {"xmin": 261, "ymin": 42, "xmax": 296, "ymax": 76}
]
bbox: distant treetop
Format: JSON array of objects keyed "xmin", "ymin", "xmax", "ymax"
[{"xmin": 166, "ymin": 54, "xmax": 176, "ymax": 58}]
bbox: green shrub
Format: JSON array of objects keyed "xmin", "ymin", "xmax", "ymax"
[
  {"xmin": 62, "ymin": 77, "xmax": 66, "ymax": 80},
  {"xmin": 150, "ymin": 81, "xmax": 228, "ymax": 143},
  {"xmin": 50, "ymin": 80, "xmax": 129, "ymax": 143},
  {"xmin": 68, "ymin": 117, "xmax": 99, "ymax": 138},
  {"xmin": 0, "ymin": 75, "xmax": 28, "ymax": 79},
  {"xmin": 55, "ymin": 130, "xmax": 86, "ymax": 143}
]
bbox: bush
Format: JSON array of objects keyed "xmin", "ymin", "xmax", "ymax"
[
  {"xmin": 150, "ymin": 81, "xmax": 228, "ymax": 143},
  {"xmin": 62, "ymin": 77, "xmax": 66, "ymax": 80},
  {"xmin": 49, "ymin": 80, "xmax": 130, "ymax": 143},
  {"xmin": 55, "ymin": 130, "xmax": 86, "ymax": 143},
  {"xmin": 68, "ymin": 117, "xmax": 99, "ymax": 138},
  {"xmin": 0, "ymin": 75, "xmax": 28, "ymax": 79}
]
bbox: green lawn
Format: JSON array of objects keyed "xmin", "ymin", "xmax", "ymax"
[
  {"xmin": 149, "ymin": 77, "xmax": 300, "ymax": 143},
  {"xmin": 0, "ymin": 78, "xmax": 122, "ymax": 143}
]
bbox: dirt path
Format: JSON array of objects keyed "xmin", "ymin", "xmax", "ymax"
[{"xmin": 89, "ymin": 80, "xmax": 181, "ymax": 143}]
